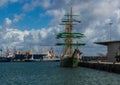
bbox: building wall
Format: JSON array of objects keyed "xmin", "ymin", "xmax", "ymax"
[{"xmin": 107, "ymin": 43, "xmax": 120, "ymax": 61}]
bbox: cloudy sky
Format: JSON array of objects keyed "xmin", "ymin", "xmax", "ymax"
[{"xmin": 0, "ymin": 0, "xmax": 120, "ymax": 56}]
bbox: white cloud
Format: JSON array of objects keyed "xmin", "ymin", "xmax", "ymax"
[
  {"xmin": 0, "ymin": 16, "xmax": 62, "ymax": 52},
  {"xmin": 92, "ymin": 0, "xmax": 119, "ymax": 18},
  {"xmin": 23, "ymin": 2, "xmax": 39, "ymax": 12},
  {"xmin": 84, "ymin": 21, "xmax": 100, "ymax": 38},
  {"xmin": 113, "ymin": 9, "xmax": 120, "ymax": 20},
  {"xmin": 1, "ymin": 0, "xmax": 120, "ymax": 56},
  {"xmin": 22, "ymin": 0, "xmax": 42, "ymax": 11},
  {"xmin": 46, "ymin": 9, "xmax": 65, "ymax": 25},
  {"xmin": 0, "ymin": 28, "xmax": 29, "ymax": 50},
  {"xmin": 22, "ymin": 0, "xmax": 51, "ymax": 12},
  {"xmin": 65, "ymin": 0, "xmax": 71, "ymax": 4},
  {"xmin": 39, "ymin": 29, "xmax": 47, "ymax": 38},
  {"xmin": 10, "ymin": 0, "xmax": 18, "ymax": 2},
  {"xmin": 42, "ymin": 0, "xmax": 51, "ymax": 8},
  {"xmin": 13, "ymin": 14, "xmax": 25, "ymax": 22},
  {"xmin": 117, "ymin": 25, "xmax": 120, "ymax": 34},
  {"xmin": 42, "ymin": 0, "xmax": 120, "ymax": 55},
  {"xmin": 47, "ymin": 9, "xmax": 65, "ymax": 18},
  {"xmin": 4, "ymin": 29, "xmax": 29, "ymax": 41},
  {"xmin": 0, "ymin": 0, "xmax": 8, "ymax": 7},
  {"xmin": 84, "ymin": 28, "xmax": 94, "ymax": 38},
  {"xmin": 4, "ymin": 18, "xmax": 12, "ymax": 25},
  {"xmin": 0, "ymin": 0, "xmax": 18, "ymax": 7}
]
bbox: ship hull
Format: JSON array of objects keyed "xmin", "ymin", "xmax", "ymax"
[
  {"xmin": 60, "ymin": 57, "xmax": 79, "ymax": 67},
  {"xmin": 0, "ymin": 57, "xmax": 13, "ymax": 62},
  {"xmin": 24, "ymin": 59, "xmax": 37, "ymax": 62}
]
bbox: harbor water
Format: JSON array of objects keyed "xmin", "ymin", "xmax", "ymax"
[{"xmin": 0, "ymin": 62, "xmax": 120, "ymax": 85}]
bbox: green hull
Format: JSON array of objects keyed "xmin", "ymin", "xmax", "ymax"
[{"xmin": 60, "ymin": 57, "xmax": 79, "ymax": 67}]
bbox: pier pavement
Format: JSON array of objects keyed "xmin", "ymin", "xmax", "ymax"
[{"xmin": 79, "ymin": 61, "xmax": 120, "ymax": 74}]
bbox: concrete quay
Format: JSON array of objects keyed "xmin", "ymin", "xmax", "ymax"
[{"xmin": 79, "ymin": 61, "xmax": 120, "ymax": 74}]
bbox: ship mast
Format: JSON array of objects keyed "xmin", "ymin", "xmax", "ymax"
[
  {"xmin": 69, "ymin": 7, "xmax": 73, "ymax": 56},
  {"xmin": 56, "ymin": 7, "xmax": 85, "ymax": 57},
  {"xmin": 65, "ymin": 7, "xmax": 73, "ymax": 56}
]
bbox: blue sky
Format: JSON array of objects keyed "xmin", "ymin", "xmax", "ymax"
[
  {"xmin": 0, "ymin": 0, "xmax": 52, "ymax": 30},
  {"xmin": 0, "ymin": 0, "xmax": 120, "ymax": 56}
]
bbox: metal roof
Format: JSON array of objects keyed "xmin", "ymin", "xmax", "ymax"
[{"xmin": 94, "ymin": 40, "xmax": 120, "ymax": 46}]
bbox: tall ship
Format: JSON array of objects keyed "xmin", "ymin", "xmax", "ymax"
[{"xmin": 56, "ymin": 7, "xmax": 85, "ymax": 67}]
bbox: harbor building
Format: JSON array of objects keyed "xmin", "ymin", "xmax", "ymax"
[{"xmin": 95, "ymin": 40, "xmax": 120, "ymax": 62}]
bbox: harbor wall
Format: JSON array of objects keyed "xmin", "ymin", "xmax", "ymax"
[{"xmin": 79, "ymin": 61, "xmax": 120, "ymax": 74}]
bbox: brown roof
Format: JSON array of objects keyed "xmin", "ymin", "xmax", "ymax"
[{"xmin": 94, "ymin": 40, "xmax": 120, "ymax": 46}]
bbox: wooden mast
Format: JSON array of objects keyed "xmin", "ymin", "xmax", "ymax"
[
  {"xmin": 64, "ymin": 7, "xmax": 73, "ymax": 56},
  {"xmin": 69, "ymin": 7, "xmax": 73, "ymax": 56},
  {"xmin": 65, "ymin": 22, "xmax": 69, "ymax": 56}
]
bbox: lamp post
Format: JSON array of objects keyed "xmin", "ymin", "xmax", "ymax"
[{"xmin": 109, "ymin": 22, "xmax": 112, "ymax": 41}]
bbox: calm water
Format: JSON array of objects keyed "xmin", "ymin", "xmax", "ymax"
[{"xmin": 0, "ymin": 62, "xmax": 120, "ymax": 85}]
